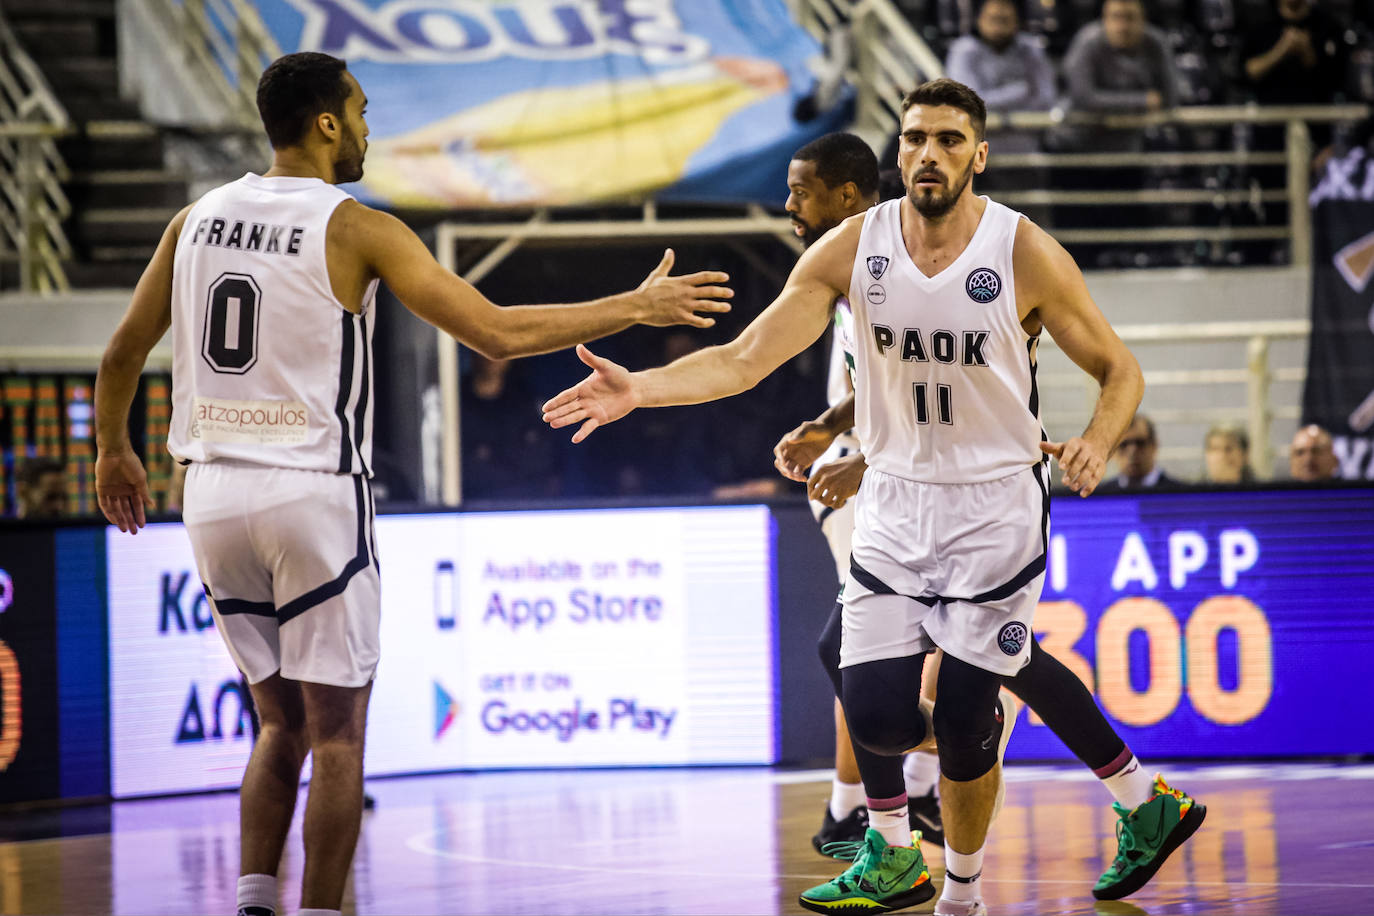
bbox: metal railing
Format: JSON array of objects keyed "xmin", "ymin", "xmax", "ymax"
[
  {"xmin": 984, "ymin": 105, "xmax": 1369, "ymax": 267},
  {"xmin": 1039, "ymin": 319, "xmax": 1310, "ymax": 479},
  {"xmin": 141, "ymin": 0, "xmax": 279, "ymax": 138},
  {"xmin": 0, "ymin": 12, "xmax": 71, "ymax": 293},
  {"xmin": 787, "ymin": 0, "xmax": 944, "ymax": 152},
  {"xmin": 785, "ymin": 2, "xmax": 1366, "ymax": 266}
]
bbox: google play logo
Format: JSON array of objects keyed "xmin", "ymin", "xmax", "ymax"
[{"xmin": 434, "ymin": 681, "xmax": 457, "ymax": 739}]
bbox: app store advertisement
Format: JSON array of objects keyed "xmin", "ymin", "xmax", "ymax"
[
  {"xmin": 364, "ymin": 506, "xmax": 776, "ymax": 773},
  {"xmin": 106, "ymin": 506, "xmax": 776, "ymax": 797}
]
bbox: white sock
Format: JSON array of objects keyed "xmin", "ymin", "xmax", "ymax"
[
  {"xmin": 296, "ymin": 910, "xmax": 341, "ymax": 916},
  {"xmin": 1099, "ymin": 754, "xmax": 1155, "ymax": 810},
  {"xmin": 235, "ymin": 874, "xmax": 276, "ymax": 916},
  {"xmin": 903, "ymin": 750, "xmax": 939, "ymax": 798},
  {"xmin": 830, "ymin": 777, "xmax": 866, "ymax": 821},
  {"xmin": 941, "ymin": 843, "xmax": 984, "ymax": 903},
  {"xmin": 868, "ymin": 798, "xmax": 910, "ymax": 848}
]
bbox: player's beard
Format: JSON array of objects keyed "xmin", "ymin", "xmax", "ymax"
[
  {"xmin": 791, "ymin": 211, "xmax": 840, "ymax": 247},
  {"xmin": 334, "ymin": 124, "xmax": 366, "ymax": 184},
  {"xmin": 907, "ymin": 153, "xmax": 976, "ymax": 220},
  {"xmin": 795, "ymin": 216, "xmax": 838, "ymax": 248}
]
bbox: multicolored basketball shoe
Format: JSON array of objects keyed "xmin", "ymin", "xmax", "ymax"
[
  {"xmin": 799, "ymin": 828, "xmax": 935, "ymax": 913},
  {"xmin": 1093, "ymin": 774, "xmax": 1207, "ymax": 900}
]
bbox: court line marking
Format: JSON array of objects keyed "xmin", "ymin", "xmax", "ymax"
[
  {"xmin": 404, "ymin": 829, "xmax": 1374, "ymax": 889},
  {"xmin": 769, "ymin": 764, "xmax": 1374, "ymax": 787}
]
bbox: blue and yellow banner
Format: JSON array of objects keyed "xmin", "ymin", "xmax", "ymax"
[{"xmin": 249, "ymin": 0, "xmax": 850, "ymax": 207}]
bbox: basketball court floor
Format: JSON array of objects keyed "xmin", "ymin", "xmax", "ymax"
[{"xmin": 1, "ymin": 762, "xmax": 1370, "ymax": 915}]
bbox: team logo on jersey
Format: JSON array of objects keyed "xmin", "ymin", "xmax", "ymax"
[
  {"xmin": 966, "ymin": 268, "xmax": 1002, "ymax": 303},
  {"xmin": 997, "ymin": 622, "xmax": 1028, "ymax": 656},
  {"xmin": 866, "ymin": 256, "xmax": 890, "ymax": 280},
  {"xmin": 867, "ymin": 285, "xmax": 887, "ymax": 305}
]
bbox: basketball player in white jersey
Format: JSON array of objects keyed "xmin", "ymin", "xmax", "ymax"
[
  {"xmin": 776, "ymin": 133, "xmax": 947, "ymax": 854},
  {"xmin": 775, "ymin": 132, "xmax": 1204, "ymax": 907},
  {"xmin": 542, "ymin": 79, "xmax": 1200, "ymax": 914},
  {"xmin": 93, "ymin": 52, "xmax": 732, "ymax": 916}
]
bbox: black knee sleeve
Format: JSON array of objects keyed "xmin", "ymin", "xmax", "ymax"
[
  {"xmin": 932, "ymin": 654, "xmax": 1004, "ymax": 782},
  {"xmin": 840, "ymin": 655, "xmax": 928, "ymax": 756},
  {"xmin": 816, "ymin": 598, "xmax": 844, "ymax": 699}
]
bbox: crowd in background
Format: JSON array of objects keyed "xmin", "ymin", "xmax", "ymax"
[
  {"xmin": 3, "ymin": 0, "xmax": 1371, "ymax": 516},
  {"xmin": 1098, "ymin": 414, "xmax": 1342, "ymax": 492}
]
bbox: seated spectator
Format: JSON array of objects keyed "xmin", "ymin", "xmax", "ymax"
[
  {"xmin": 945, "ymin": 0, "xmax": 1057, "ymax": 154},
  {"xmin": 1203, "ymin": 424, "xmax": 1256, "ymax": 484},
  {"xmin": 17, "ymin": 457, "xmax": 67, "ymax": 518},
  {"xmin": 1242, "ymin": 0, "xmax": 1347, "ymax": 106},
  {"xmin": 1242, "ymin": 0, "xmax": 1349, "ymax": 148},
  {"xmin": 461, "ymin": 352, "xmax": 562, "ymax": 501},
  {"xmin": 1062, "ymin": 0, "xmax": 1179, "ymax": 149},
  {"xmin": 1289, "ymin": 423, "xmax": 1340, "ymax": 481},
  {"xmin": 1096, "ymin": 413, "xmax": 1181, "ymax": 491}
]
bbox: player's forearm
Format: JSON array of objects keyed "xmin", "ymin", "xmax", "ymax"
[
  {"xmin": 813, "ymin": 392, "xmax": 856, "ymax": 436},
  {"xmin": 94, "ymin": 341, "xmax": 147, "ymax": 452},
  {"xmin": 479, "ymin": 292, "xmax": 646, "ymax": 360},
  {"xmin": 634, "ymin": 343, "xmax": 757, "ymax": 408},
  {"xmin": 1080, "ymin": 358, "xmax": 1145, "ymax": 454}
]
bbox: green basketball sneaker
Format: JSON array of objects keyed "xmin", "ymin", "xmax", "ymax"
[
  {"xmin": 799, "ymin": 828, "xmax": 935, "ymax": 913},
  {"xmin": 1093, "ymin": 774, "xmax": 1207, "ymax": 900}
]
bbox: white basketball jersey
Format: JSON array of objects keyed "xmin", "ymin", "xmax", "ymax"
[
  {"xmin": 168, "ymin": 173, "xmax": 378, "ymax": 476},
  {"xmin": 848, "ymin": 197, "xmax": 1042, "ymax": 484},
  {"xmin": 826, "ymin": 295, "xmax": 857, "ymax": 408}
]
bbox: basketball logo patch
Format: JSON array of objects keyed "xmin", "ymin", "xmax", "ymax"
[
  {"xmin": 867, "ymin": 255, "xmax": 889, "ymax": 280},
  {"xmin": 997, "ymin": 622, "xmax": 1027, "ymax": 656},
  {"xmin": 966, "ymin": 268, "xmax": 1001, "ymax": 303}
]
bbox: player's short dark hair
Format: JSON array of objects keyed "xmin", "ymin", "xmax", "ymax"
[
  {"xmin": 901, "ymin": 78, "xmax": 988, "ymax": 141},
  {"xmin": 18, "ymin": 456, "xmax": 64, "ymax": 489},
  {"xmin": 792, "ymin": 132, "xmax": 880, "ymax": 197},
  {"xmin": 256, "ymin": 52, "xmax": 351, "ymax": 150}
]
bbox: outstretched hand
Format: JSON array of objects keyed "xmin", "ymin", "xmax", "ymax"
[
  {"xmin": 96, "ymin": 448, "xmax": 155, "ymax": 534},
  {"xmin": 542, "ymin": 345, "xmax": 637, "ymax": 443},
  {"xmin": 637, "ymin": 248, "xmax": 734, "ymax": 329},
  {"xmin": 1040, "ymin": 437, "xmax": 1107, "ymax": 497}
]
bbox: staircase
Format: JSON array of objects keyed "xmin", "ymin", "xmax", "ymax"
[{"xmin": 0, "ymin": 0, "xmax": 188, "ymax": 288}]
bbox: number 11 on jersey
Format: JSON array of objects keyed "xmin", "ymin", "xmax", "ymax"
[{"xmin": 913, "ymin": 382, "xmax": 953, "ymax": 425}]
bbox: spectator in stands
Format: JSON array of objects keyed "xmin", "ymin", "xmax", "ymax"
[
  {"xmin": 461, "ymin": 351, "xmax": 562, "ymax": 500},
  {"xmin": 16, "ymin": 457, "xmax": 67, "ymax": 518},
  {"xmin": 1289, "ymin": 423, "xmax": 1341, "ymax": 481},
  {"xmin": 1203, "ymin": 424, "xmax": 1255, "ymax": 484},
  {"xmin": 945, "ymin": 0, "xmax": 1057, "ymax": 154},
  {"xmin": 1096, "ymin": 412, "xmax": 1181, "ymax": 490},
  {"xmin": 1242, "ymin": 0, "xmax": 1347, "ymax": 107},
  {"xmin": 1062, "ymin": 0, "xmax": 1179, "ymax": 145},
  {"xmin": 1242, "ymin": 0, "xmax": 1350, "ymax": 150}
]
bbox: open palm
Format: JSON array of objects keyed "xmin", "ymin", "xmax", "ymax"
[{"xmin": 542, "ymin": 345, "xmax": 637, "ymax": 443}]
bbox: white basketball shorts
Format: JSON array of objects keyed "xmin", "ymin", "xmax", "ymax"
[
  {"xmin": 182, "ymin": 461, "xmax": 380, "ymax": 687},
  {"xmin": 840, "ymin": 463, "xmax": 1049, "ymax": 676},
  {"xmin": 808, "ymin": 433, "xmax": 861, "ymax": 583}
]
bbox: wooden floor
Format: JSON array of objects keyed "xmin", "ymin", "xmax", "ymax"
[{"xmin": 2, "ymin": 763, "xmax": 1372, "ymax": 915}]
